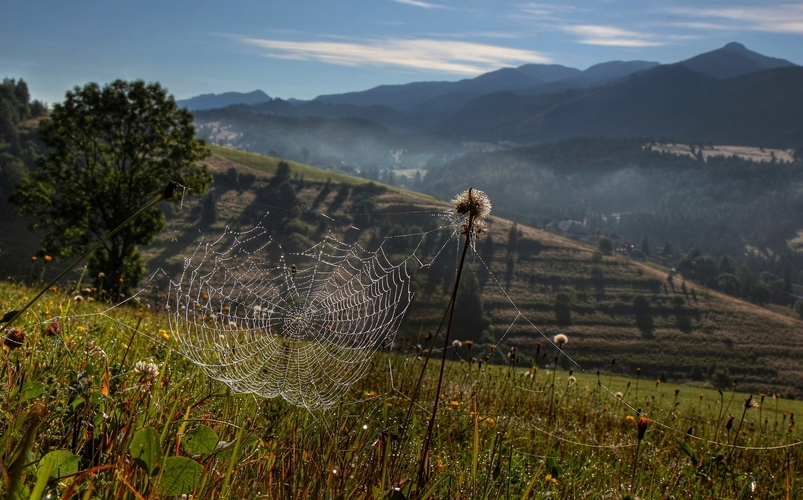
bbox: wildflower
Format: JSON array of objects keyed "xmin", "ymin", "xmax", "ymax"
[
  {"xmin": 76, "ymin": 326, "xmax": 86, "ymax": 333},
  {"xmin": 451, "ymin": 188, "xmax": 492, "ymax": 239},
  {"xmin": 452, "ymin": 340, "xmax": 462, "ymax": 349},
  {"xmin": 449, "ymin": 400, "xmax": 460, "ymax": 407},
  {"xmin": 744, "ymin": 395, "xmax": 759, "ymax": 409},
  {"xmin": 86, "ymin": 342, "xmax": 107, "ymax": 358},
  {"xmin": 615, "ymin": 392, "xmax": 624, "ymax": 400},
  {"xmin": 626, "ymin": 415, "xmax": 635, "ymax": 423},
  {"xmin": 134, "ymin": 361, "xmax": 160, "ymax": 383},
  {"xmin": 160, "ymin": 329, "xmax": 170, "ymax": 341},
  {"xmin": 44, "ymin": 255, "xmax": 52, "ymax": 262},
  {"xmin": 568, "ymin": 375, "xmax": 577, "ymax": 386},
  {"xmin": 466, "ymin": 340, "xmax": 473, "ymax": 351},
  {"xmin": 4, "ymin": 327, "xmax": 25, "ymax": 349},
  {"xmin": 31, "ymin": 256, "xmax": 37, "ymax": 262},
  {"xmin": 45, "ymin": 321, "xmax": 61, "ymax": 336},
  {"xmin": 637, "ymin": 416, "xmax": 649, "ymax": 440},
  {"xmin": 73, "ymin": 295, "xmax": 83, "ymax": 302},
  {"xmin": 553, "ymin": 333, "xmax": 568, "ymax": 346},
  {"xmin": 489, "ymin": 344, "xmax": 497, "ymax": 351}
]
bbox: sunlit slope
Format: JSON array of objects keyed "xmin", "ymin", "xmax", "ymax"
[{"xmin": 144, "ymin": 150, "xmax": 803, "ymax": 399}]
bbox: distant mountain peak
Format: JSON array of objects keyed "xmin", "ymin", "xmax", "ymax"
[
  {"xmin": 677, "ymin": 42, "xmax": 795, "ymax": 79},
  {"xmin": 723, "ymin": 41, "xmax": 747, "ymax": 51},
  {"xmin": 177, "ymin": 90, "xmax": 271, "ymax": 111}
]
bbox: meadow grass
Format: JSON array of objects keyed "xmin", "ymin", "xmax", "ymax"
[{"xmin": 1, "ymin": 281, "xmax": 801, "ymax": 499}]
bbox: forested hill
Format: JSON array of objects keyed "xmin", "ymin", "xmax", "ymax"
[
  {"xmin": 0, "ymin": 78, "xmax": 47, "ymax": 208},
  {"xmin": 134, "ymin": 147, "xmax": 803, "ymax": 399},
  {"xmin": 424, "ymin": 137, "xmax": 803, "ymax": 299}
]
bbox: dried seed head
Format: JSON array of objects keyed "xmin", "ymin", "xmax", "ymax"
[
  {"xmin": 553, "ymin": 333, "xmax": 568, "ymax": 346},
  {"xmin": 637, "ymin": 416, "xmax": 649, "ymax": 440},
  {"xmin": 452, "ymin": 188, "xmax": 491, "ymax": 220},
  {"xmin": 451, "ymin": 188, "xmax": 491, "ymax": 240},
  {"xmin": 4, "ymin": 328, "xmax": 25, "ymax": 349}
]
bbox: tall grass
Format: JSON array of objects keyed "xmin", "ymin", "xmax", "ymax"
[{"xmin": 1, "ymin": 282, "xmax": 801, "ymax": 498}]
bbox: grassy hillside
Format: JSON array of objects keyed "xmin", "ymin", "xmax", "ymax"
[
  {"xmin": 1, "ymin": 281, "xmax": 801, "ymax": 498},
  {"xmin": 136, "ymin": 149, "xmax": 803, "ymax": 400},
  {"xmin": 3, "ymin": 147, "xmax": 803, "ymax": 497}
]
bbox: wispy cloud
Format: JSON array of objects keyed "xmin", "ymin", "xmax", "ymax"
[
  {"xmin": 668, "ymin": 5, "xmax": 803, "ymax": 34},
  {"xmin": 392, "ymin": 0, "xmax": 447, "ymax": 8},
  {"xmin": 561, "ymin": 25, "xmax": 665, "ymax": 47},
  {"xmin": 236, "ymin": 37, "xmax": 550, "ymax": 74}
]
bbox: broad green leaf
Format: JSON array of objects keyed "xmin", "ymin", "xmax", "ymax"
[
  {"xmin": 30, "ymin": 456, "xmax": 54, "ymax": 500},
  {"xmin": 129, "ymin": 426, "xmax": 163, "ymax": 476},
  {"xmin": 37, "ymin": 450, "xmax": 80, "ymax": 480},
  {"xmin": 215, "ymin": 434, "xmax": 259, "ymax": 461},
  {"xmin": 70, "ymin": 397, "xmax": 85, "ymax": 411},
  {"xmin": 674, "ymin": 436, "xmax": 699, "ymax": 467},
  {"xmin": 158, "ymin": 456, "xmax": 203, "ymax": 496},
  {"xmin": 182, "ymin": 425, "xmax": 219, "ymax": 457},
  {"xmin": 21, "ymin": 381, "xmax": 45, "ymax": 403},
  {"xmin": 546, "ymin": 457, "xmax": 563, "ymax": 478}
]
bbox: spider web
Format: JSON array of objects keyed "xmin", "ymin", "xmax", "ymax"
[{"xmin": 167, "ymin": 224, "xmax": 412, "ymax": 410}]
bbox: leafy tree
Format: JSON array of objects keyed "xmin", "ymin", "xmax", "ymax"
[
  {"xmin": 452, "ymin": 271, "xmax": 488, "ymax": 342},
  {"xmin": 710, "ymin": 367, "xmax": 733, "ymax": 390},
  {"xmin": 478, "ymin": 233, "xmax": 495, "ymax": 286},
  {"xmin": 201, "ymin": 194, "xmax": 217, "ymax": 225},
  {"xmin": 693, "ymin": 255, "xmax": 719, "ymax": 288},
  {"xmin": 640, "ymin": 236, "xmax": 650, "ymax": 256},
  {"xmin": 11, "ymin": 80, "xmax": 211, "ymax": 295},
  {"xmin": 718, "ymin": 255, "xmax": 736, "ymax": 275},
  {"xmin": 555, "ymin": 292, "xmax": 572, "ymax": 326},
  {"xmin": 794, "ymin": 299, "xmax": 803, "ymax": 319},
  {"xmin": 508, "ymin": 223, "xmax": 519, "ymax": 252},
  {"xmin": 590, "ymin": 266, "xmax": 605, "ymax": 295},
  {"xmin": 597, "ymin": 237, "xmax": 612, "ymax": 255},
  {"xmin": 633, "ymin": 295, "xmax": 653, "ymax": 333}
]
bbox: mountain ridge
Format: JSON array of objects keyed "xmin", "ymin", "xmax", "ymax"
[{"xmin": 178, "ymin": 89, "xmax": 271, "ymax": 111}]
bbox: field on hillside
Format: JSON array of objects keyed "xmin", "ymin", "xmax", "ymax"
[
  {"xmin": 3, "ymin": 146, "xmax": 803, "ymax": 497},
  {"xmin": 1, "ymin": 282, "xmax": 802, "ymax": 498},
  {"xmin": 135, "ymin": 150, "xmax": 803, "ymax": 400}
]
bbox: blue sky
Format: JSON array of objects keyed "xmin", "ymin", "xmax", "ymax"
[{"xmin": 2, "ymin": 1, "xmax": 802, "ymax": 104}]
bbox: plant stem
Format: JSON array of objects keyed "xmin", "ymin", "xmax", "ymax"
[{"xmin": 416, "ymin": 195, "xmax": 475, "ymax": 492}]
